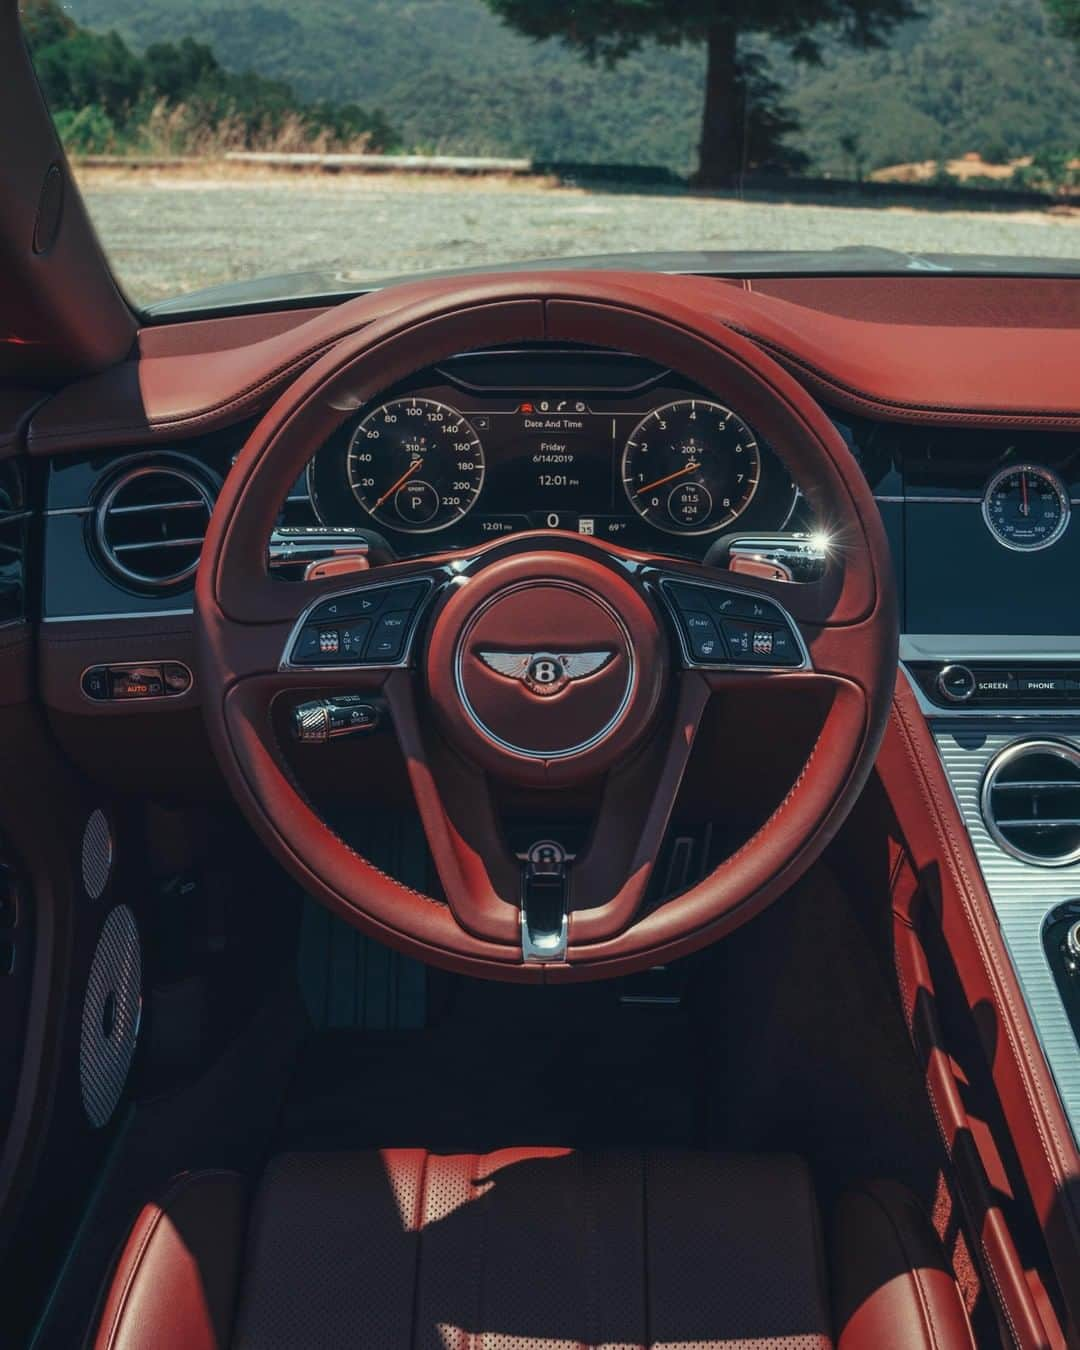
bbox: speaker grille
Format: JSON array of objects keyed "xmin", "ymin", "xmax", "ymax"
[
  {"xmin": 80, "ymin": 905, "xmax": 141, "ymax": 1129},
  {"xmin": 81, "ymin": 808, "xmax": 113, "ymax": 900}
]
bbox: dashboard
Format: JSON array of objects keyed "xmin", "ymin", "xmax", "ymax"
[
  {"xmin": 37, "ymin": 345, "xmax": 1080, "ymax": 644},
  {"xmin": 306, "ymin": 349, "xmax": 801, "ymax": 558}
]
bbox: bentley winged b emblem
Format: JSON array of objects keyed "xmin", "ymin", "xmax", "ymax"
[{"xmin": 478, "ymin": 650, "xmax": 614, "ymax": 697}]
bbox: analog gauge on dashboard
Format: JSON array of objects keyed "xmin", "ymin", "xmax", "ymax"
[
  {"xmin": 347, "ymin": 397, "xmax": 485, "ymax": 532},
  {"xmin": 621, "ymin": 399, "xmax": 761, "ymax": 535},
  {"xmin": 981, "ymin": 464, "xmax": 1070, "ymax": 552}
]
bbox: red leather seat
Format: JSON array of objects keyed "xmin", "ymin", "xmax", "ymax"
[{"xmin": 93, "ymin": 1148, "xmax": 977, "ymax": 1349}]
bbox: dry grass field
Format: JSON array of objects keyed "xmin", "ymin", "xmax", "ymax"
[{"xmin": 74, "ymin": 165, "xmax": 1080, "ymax": 307}]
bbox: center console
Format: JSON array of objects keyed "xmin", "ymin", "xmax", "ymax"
[{"xmin": 901, "ymin": 637, "xmax": 1080, "ymax": 1148}]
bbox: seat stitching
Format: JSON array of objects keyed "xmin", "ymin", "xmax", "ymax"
[
  {"xmin": 641, "ymin": 1148, "xmax": 650, "ymax": 1350},
  {"xmin": 854, "ymin": 1184, "xmax": 956, "ymax": 1350},
  {"xmin": 409, "ymin": 1149, "xmax": 430, "ymax": 1350},
  {"xmin": 98, "ymin": 1170, "xmax": 236, "ymax": 1350}
]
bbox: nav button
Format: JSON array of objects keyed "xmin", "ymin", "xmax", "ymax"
[{"xmin": 682, "ymin": 612, "xmax": 725, "ymax": 663}]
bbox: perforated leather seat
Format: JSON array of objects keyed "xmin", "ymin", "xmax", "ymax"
[{"xmin": 92, "ymin": 1148, "xmax": 977, "ymax": 1349}]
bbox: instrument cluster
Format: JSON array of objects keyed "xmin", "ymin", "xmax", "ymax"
[{"xmin": 306, "ymin": 351, "xmax": 806, "ymax": 560}]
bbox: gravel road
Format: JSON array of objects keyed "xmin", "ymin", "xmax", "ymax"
[{"xmin": 78, "ymin": 172, "xmax": 1080, "ymax": 306}]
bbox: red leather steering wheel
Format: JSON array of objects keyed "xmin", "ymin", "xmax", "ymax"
[{"xmin": 195, "ymin": 274, "xmax": 897, "ymax": 981}]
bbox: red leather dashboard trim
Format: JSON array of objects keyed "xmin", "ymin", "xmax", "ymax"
[
  {"xmin": 878, "ymin": 676, "xmax": 1080, "ymax": 1341},
  {"xmin": 24, "ymin": 271, "xmax": 1080, "ymax": 456}
]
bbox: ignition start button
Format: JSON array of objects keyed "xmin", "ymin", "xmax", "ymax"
[{"xmin": 937, "ymin": 664, "xmax": 975, "ymax": 703}]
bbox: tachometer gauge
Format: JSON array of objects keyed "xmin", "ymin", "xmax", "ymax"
[
  {"xmin": 621, "ymin": 399, "xmax": 761, "ymax": 535},
  {"xmin": 348, "ymin": 397, "xmax": 484, "ymax": 532},
  {"xmin": 982, "ymin": 464, "xmax": 1070, "ymax": 552}
]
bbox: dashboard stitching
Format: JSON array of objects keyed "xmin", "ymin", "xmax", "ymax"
[
  {"xmin": 889, "ymin": 694, "xmax": 1075, "ymax": 1189},
  {"xmin": 727, "ymin": 326, "xmax": 1080, "ymax": 428}
]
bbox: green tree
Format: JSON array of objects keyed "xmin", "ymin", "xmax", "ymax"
[
  {"xmin": 479, "ymin": 0, "xmax": 919, "ymax": 184},
  {"xmin": 1043, "ymin": 0, "xmax": 1080, "ymax": 42}
]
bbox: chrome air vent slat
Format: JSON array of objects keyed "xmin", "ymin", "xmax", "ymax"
[
  {"xmin": 981, "ymin": 740, "xmax": 1080, "ymax": 866},
  {"xmin": 95, "ymin": 463, "xmax": 214, "ymax": 589},
  {"xmin": 112, "ymin": 537, "xmax": 206, "ymax": 554},
  {"xmin": 107, "ymin": 499, "xmax": 207, "ymax": 516}
]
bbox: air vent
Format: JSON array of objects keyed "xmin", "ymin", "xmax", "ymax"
[
  {"xmin": 95, "ymin": 462, "xmax": 213, "ymax": 589},
  {"xmin": 981, "ymin": 740, "xmax": 1080, "ymax": 865}
]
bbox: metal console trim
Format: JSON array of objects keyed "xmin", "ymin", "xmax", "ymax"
[{"xmin": 925, "ymin": 698, "xmax": 1080, "ymax": 1145}]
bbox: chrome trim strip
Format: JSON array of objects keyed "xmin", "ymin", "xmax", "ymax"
[
  {"xmin": 656, "ymin": 574, "xmax": 812, "ymax": 674},
  {"xmin": 279, "ymin": 574, "xmax": 437, "ymax": 673},
  {"xmin": 906, "ymin": 495, "xmax": 982, "ymax": 505},
  {"xmin": 927, "ymin": 705, "xmax": 1080, "ymax": 1145},
  {"xmin": 902, "ymin": 635, "xmax": 1080, "ymax": 662},
  {"xmin": 43, "ymin": 608, "xmax": 195, "ymax": 623}
]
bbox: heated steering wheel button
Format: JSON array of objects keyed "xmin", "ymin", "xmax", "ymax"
[
  {"xmin": 682, "ymin": 612, "xmax": 726, "ymax": 663},
  {"xmin": 365, "ymin": 611, "xmax": 411, "ymax": 662}
]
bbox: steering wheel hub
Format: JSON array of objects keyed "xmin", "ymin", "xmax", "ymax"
[{"xmin": 426, "ymin": 548, "xmax": 667, "ymax": 784}]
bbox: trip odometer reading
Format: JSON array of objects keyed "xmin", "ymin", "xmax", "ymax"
[
  {"xmin": 982, "ymin": 464, "xmax": 1070, "ymax": 552},
  {"xmin": 621, "ymin": 399, "xmax": 761, "ymax": 535},
  {"xmin": 348, "ymin": 397, "xmax": 485, "ymax": 533}
]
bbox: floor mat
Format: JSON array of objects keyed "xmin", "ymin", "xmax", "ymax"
[{"xmin": 279, "ymin": 979, "xmax": 704, "ymax": 1153}]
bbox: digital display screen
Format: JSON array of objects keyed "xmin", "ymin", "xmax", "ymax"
[{"xmin": 485, "ymin": 405, "xmax": 612, "ymax": 511}]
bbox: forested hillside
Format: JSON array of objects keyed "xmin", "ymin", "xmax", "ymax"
[{"xmin": 55, "ymin": 0, "xmax": 1080, "ymax": 175}]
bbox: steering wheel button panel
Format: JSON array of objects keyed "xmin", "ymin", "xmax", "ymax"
[
  {"xmin": 659, "ymin": 577, "xmax": 807, "ymax": 671},
  {"xmin": 286, "ymin": 576, "xmax": 435, "ymax": 669}
]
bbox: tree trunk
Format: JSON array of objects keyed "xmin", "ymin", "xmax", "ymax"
[{"xmin": 695, "ymin": 19, "xmax": 743, "ymax": 188}]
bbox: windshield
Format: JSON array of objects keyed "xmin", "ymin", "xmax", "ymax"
[{"xmin": 20, "ymin": 0, "xmax": 1080, "ymax": 313}]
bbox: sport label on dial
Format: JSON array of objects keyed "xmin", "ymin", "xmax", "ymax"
[
  {"xmin": 982, "ymin": 464, "xmax": 1070, "ymax": 552},
  {"xmin": 621, "ymin": 399, "xmax": 761, "ymax": 535},
  {"xmin": 348, "ymin": 397, "xmax": 485, "ymax": 533}
]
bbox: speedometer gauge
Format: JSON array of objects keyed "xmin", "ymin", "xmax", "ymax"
[
  {"xmin": 982, "ymin": 464, "xmax": 1070, "ymax": 552},
  {"xmin": 348, "ymin": 397, "xmax": 484, "ymax": 533},
  {"xmin": 621, "ymin": 399, "xmax": 761, "ymax": 535}
]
